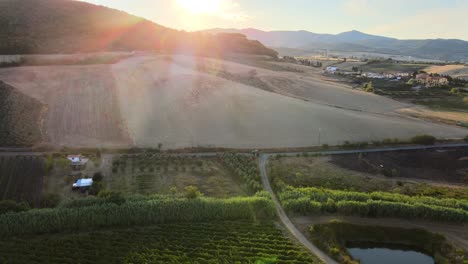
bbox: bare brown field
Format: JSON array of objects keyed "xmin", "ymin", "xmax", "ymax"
[
  {"xmin": 0, "ymin": 81, "xmax": 43, "ymax": 146},
  {"xmin": 0, "ymin": 65, "xmax": 131, "ymax": 147},
  {"xmin": 0, "ymin": 54, "xmax": 466, "ymax": 149},
  {"xmin": 398, "ymin": 107, "xmax": 468, "ymax": 124},
  {"xmin": 0, "ymin": 52, "xmax": 134, "ymax": 66},
  {"xmin": 425, "ymin": 64, "xmax": 468, "ymax": 80},
  {"xmin": 172, "ymin": 55, "xmax": 410, "ymax": 113}
]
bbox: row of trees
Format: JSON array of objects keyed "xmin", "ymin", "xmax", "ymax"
[
  {"xmin": 0, "ymin": 194, "xmax": 275, "ymax": 237},
  {"xmin": 220, "ymin": 154, "xmax": 263, "ymax": 194},
  {"xmin": 280, "ymin": 187, "xmax": 468, "ymax": 210},
  {"xmin": 280, "ymin": 187, "xmax": 468, "ymax": 223}
]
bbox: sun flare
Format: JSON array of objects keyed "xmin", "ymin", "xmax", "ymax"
[{"xmin": 176, "ymin": 0, "xmax": 222, "ymax": 14}]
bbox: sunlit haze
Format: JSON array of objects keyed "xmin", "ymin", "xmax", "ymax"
[{"xmin": 79, "ymin": 0, "xmax": 468, "ymax": 40}]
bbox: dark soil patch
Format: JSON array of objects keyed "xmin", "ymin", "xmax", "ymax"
[
  {"xmin": 0, "ymin": 81, "xmax": 43, "ymax": 146},
  {"xmin": 331, "ymin": 148, "xmax": 468, "ymax": 184},
  {"xmin": 0, "ymin": 155, "xmax": 45, "ymax": 206}
]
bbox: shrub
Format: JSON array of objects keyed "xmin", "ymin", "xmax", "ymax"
[
  {"xmin": 89, "ymin": 181, "xmax": 104, "ymax": 195},
  {"xmin": 92, "ymin": 172, "xmax": 103, "ymax": 182},
  {"xmin": 463, "ymin": 97, "xmax": 468, "ymax": 104},
  {"xmin": 98, "ymin": 191, "xmax": 126, "ymax": 205},
  {"xmin": 450, "ymin": 88, "xmax": 460, "ymax": 94},
  {"xmin": 411, "ymin": 134, "xmax": 436, "ymax": 145},
  {"xmin": 40, "ymin": 193, "xmax": 61, "ymax": 208},
  {"xmin": 464, "ymin": 135, "xmax": 468, "ymax": 142},
  {"xmin": 0, "ymin": 200, "xmax": 30, "ymax": 215},
  {"xmin": 185, "ymin": 186, "xmax": 202, "ymax": 199}
]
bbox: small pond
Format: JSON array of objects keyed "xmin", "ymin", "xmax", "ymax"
[{"xmin": 347, "ymin": 243, "xmax": 434, "ymax": 264}]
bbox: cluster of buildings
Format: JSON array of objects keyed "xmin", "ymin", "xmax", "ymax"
[
  {"xmin": 324, "ymin": 67, "xmax": 450, "ymax": 88},
  {"xmin": 414, "ymin": 73, "xmax": 449, "ymax": 87}
]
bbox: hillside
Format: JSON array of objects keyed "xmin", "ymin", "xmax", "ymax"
[
  {"xmin": 0, "ymin": 81, "xmax": 43, "ymax": 146},
  {"xmin": 0, "ymin": 54, "xmax": 465, "ymax": 148},
  {"xmin": 203, "ymin": 28, "xmax": 468, "ymax": 62},
  {"xmin": 0, "ymin": 0, "xmax": 277, "ymax": 57}
]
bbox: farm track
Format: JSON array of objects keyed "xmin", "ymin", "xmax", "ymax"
[
  {"xmin": 1, "ymin": 144, "xmax": 467, "ymax": 262},
  {"xmin": 257, "ymin": 143, "xmax": 468, "ymax": 264}
]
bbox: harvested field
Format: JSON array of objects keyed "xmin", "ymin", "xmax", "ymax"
[
  {"xmin": 172, "ymin": 55, "xmax": 408, "ymax": 113},
  {"xmin": 0, "ymin": 52, "xmax": 133, "ymax": 67},
  {"xmin": 0, "ymin": 54, "xmax": 466, "ymax": 149},
  {"xmin": 425, "ymin": 64, "xmax": 468, "ymax": 80},
  {"xmin": 0, "ymin": 155, "xmax": 44, "ymax": 205},
  {"xmin": 399, "ymin": 107, "xmax": 468, "ymax": 124},
  {"xmin": 0, "ymin": 65, "xmax": 131, "ymax": 147},
  {"xmin": 331, "ymin": 148, "xmax": 468, "ymax": 184},
  {"xmin": 112, "ymin": 55, "xmax": 466, "ymax": 148},
  {"xmin": 0, "ymin": 81, "xmax": 43, "ymax": 146}
]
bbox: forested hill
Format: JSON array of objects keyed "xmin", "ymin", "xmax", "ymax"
[{"xmin": 0, "ymin": 0, "xmax": 277, "ymax": 57}]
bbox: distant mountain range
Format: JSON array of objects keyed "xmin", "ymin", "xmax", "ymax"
[
  {"xmin": 0, "ymin": 0, "xmax": 277, "ymax": 57},
  {"xmin": 203, "ymin": 28, "xmax": 468, "ymax": 62}
]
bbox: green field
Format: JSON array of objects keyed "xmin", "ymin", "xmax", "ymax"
[
  {"xmin": 361, "ymin": 62, "xmax": 426, "ymax": 73},
  {"xmin": 268, "ymin": 156, "xmax": 468, "ymax": 223},
  {"xmin": 0, "ymin": 221, "xmax": 321, "ymax": 264},
  {"xmin": 268, "ymin": 156, "xmax": 468, "ymax": 199},
  {"xmin": 107, "ymin": 154, "xmax": 261, "ymax": 197}
]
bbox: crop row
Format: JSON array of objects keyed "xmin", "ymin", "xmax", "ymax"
[
  {"xmin": 0, "ymin": 221, "xmax": 319, "ymax": 264},
  {"xmin": 0, "ymin": 195, "xmax": 275, "ymax": 237},
  {"xmin": 280, "ymin": 187, "xmax": 468, "ymax": 223},
  {"xmin": 220, "ymin": 154, "xmax": 262, "ymax": 194},
  {"xmin": 280, "ymin": 187, "xmax": 468, "ymax": 211},
  {"xmin": 0, "ymin": 156, "xmax": 44, "ymax": 206}
]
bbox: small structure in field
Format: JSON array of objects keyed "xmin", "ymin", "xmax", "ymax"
[
  {"xmin": 72, "ymin": 178, "xmax": 93, "ymax": 191},
  {"xmin": 67, "ymin": 155, "xmax": 89, "ymax": 170},
  {"xmin": 325, "ymin": 66, "xmax": 338, "ymax": 73}
]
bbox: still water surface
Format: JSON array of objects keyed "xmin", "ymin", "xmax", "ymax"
[{"xmin": 347, "ymin": 247, "xmax": 434, "ymax": 264}]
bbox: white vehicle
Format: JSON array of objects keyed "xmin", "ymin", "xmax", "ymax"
[{"xmin": 72, "ymin": 178, "xmax": 93, "ymax": 190}]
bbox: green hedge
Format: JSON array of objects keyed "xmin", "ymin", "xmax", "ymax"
[{"xmin": 280, "ymin": 187, "xmax": 468, "ymax": 223}]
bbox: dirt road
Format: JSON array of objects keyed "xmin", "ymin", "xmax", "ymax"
[
  {"xmin": 259, "ymin": 155, "xmax": 338, "ymax": 264},
  {"xmin": 257, "ymin": 143, "xmax": 468, "ymax": 263}
]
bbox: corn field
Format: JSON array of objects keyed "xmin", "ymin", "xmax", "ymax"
[{"xmin": 0, "ymin": 195, "xmax": 275, "ymax": 237}]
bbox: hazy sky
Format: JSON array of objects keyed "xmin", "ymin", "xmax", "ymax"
[{"xmin": 80, "ymin": 0, "xmax": 468, "ymax": 40}]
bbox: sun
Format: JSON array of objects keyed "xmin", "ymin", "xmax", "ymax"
[{"xmin": 176, "ymin": 0, "xmax": 222, "ymax": 14}]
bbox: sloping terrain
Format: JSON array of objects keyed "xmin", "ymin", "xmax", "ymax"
[
  {"xmin": 0, "ymin": 66, "xmax": 131, "ymax": 147},
  {"xmin": 171, "ymin": 55, "xmax": 409, "ymax": 114},
  {"xmin": 112, "ymin": 55, "xmax": 466, "ymax": 149},
  {"xmin": 425, "ymin": 65, "xmax": 468, "ymax": 80},
  {"xmin": 0, "ymin": 0, "xmax": 276, "ymax": 57},
  {"xmin": 0, "ymin": 54, "xmax": 466, "ymax": 149},
  {"xmin": 0, "ymin": 81, "xmax": 43, "ymax": 146}
]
